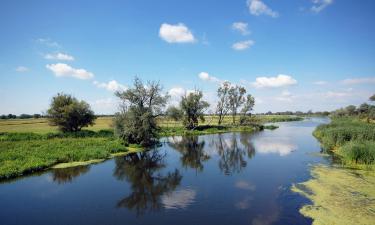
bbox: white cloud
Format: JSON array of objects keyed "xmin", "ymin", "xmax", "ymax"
[
  {"xmin": 313, "ymin": 80, "xmax": 328, "ymax": 85},
  {"xmin": 198, "ymin": 72, "xmax": 221, "ymax": 83},
  {"xmin": 232, "ymin": 22, "xmax": 250, "ymax": 35},
  {"xmin": 247, "ymin": 0, "xmax": 279, "ymax": 17},
  {"xmin": 252, "ymin": 74, "xmax": 297, "ymax": 88},
  {"xmin": 232, "ymin": 40, "xmax": 255, "ymax": 50},
  {"xmin": 311, "ymin": 0, "xmax": 334, "ymax": 13},
  {"xmin": 15, "ymin": 66, "xmax": 29, "ymax": 72},
  {"xmin": 169, "ymin": 87, "xmax": 186, "ymax": 98},
  {"xmin": 36, "ymin": 38, "xmax": 60, "ymax": 48},
  {"xmin": 159, "ymin": 23, "xmax": 196, "ymax": 43},
  {"xmin": 93, "ymin": 80, "xmax": 126, "ymax": 92},
  {"xmin": 46, "ymin": 63, "xmax": 94, "ymax": 80},
  {"xmin": 45, "ymin": 52, "xmax": 74, "ymax": 61},
  {"xmin": 341, "ymin": 77, "xmax": 375, "ymax": 85}
]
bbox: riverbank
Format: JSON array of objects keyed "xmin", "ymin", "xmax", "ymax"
[
  {"xmin": 313, "ymin": 117, "xmax": 375, "ymax": 167},
  {"xmin": 292, "ymin": 117, "xmax": 375, "ymax": 225},
  {"xmin": 0, "ymin": 115, "xmax": 304, "ymax": 180},
  {"xmin": 0, "ymin": 120, "xmax": 283, "ymax": 180}
]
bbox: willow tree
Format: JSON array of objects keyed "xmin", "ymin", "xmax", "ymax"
[
  {"xmin": 180, "ymin": 90, "xmax": 209, "ymax": 129},
  {"xmin": 114, "ymin": 77, "xmax": 169, "ymax": 146}
]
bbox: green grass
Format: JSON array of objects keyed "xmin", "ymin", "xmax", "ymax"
[
  {"xmin": 0, "ymin": 130, "xmax": 143, "ymax": 179},
  {"xmin": 0, "ymin": 114, "xmax": 299, "ymax": 180},
  {"xmin": 0, "ymin": 115, "xmax": 302, "ymax": 134},
  {"xmin": 313, "ymin": 117, "xmax": 375, "ymax": 166}
]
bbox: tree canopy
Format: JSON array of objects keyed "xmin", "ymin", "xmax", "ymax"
[{"xmin": 47, "ymin": 93, "xmax": 96, "ymax": 132}]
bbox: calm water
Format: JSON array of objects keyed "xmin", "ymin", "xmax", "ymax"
[{"xmin": 0, "ymin": 118, "xmax": 330, "ymax": 225}]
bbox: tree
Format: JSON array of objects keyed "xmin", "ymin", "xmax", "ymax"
[
  {"xmin": 228, "ymin": 85, "xmax": 246, "ymax": 124},
  {"xmin": 166, "ymin": 106, "xmax": 183, "ymax": 121},
  {"xmin": 114, "ymin": 77, "xmax": 169, "ymax": 146},
  {"xmin": 345, "ymin": 105, "xmax": 357, "ymax": 116},
  {"xmin": 216, "ymin": 81, "xmax": 231, "ymax": 125},
  {"xmin": 241, "ymin": 94, "xmax": 255, "ymax": 117},
  {"xmin": 370, "ymin": 94, "xmax": 375, "ymax": 102},
  {"xmin": 180, "ymin": 90, "xmax": 209, "ymax": 129},
  {"xmin": 47, "ymin": 93, "xmax": 96, "ymax": 132}
]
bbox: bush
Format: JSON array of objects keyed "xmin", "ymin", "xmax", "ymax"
[
  {"xmin": 340, "ymin": 141, "xmax": 375, "ymax": 164},
  {"xmin": 47, "ymin": 93, "xmax": 96, "ymax": 132}
]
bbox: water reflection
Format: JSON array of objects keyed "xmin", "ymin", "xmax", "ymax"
[
  {"xmin": 168, "ymin": 136, "xmax": 210, "ymax": 172},
  {"xmin": 51, "ymin": 165, "xmax": 90, "ymax": 184},
  {"xmin": 213, "ymin": 133, "xmax": 255, "ymax": 175},
  {"xmin": 161, "ymin": 188, "xmax": 196, "ymax": 209},
  {"xmin": 253, "ymin": 137, "xmax": 297, "ymax": 156},
  {"xmin": 113, "ymin": 150, "xmax": 182, "ymax": 215}
]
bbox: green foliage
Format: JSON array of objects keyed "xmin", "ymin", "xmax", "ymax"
[
  {"xmin": 314, "ymin": 117, "xmax": 375, "ymax": 165},
  {"xmin": 0, "ymin": 137, "xmax": 128, "ymax": 179},
  {"xmin": 114, "ymin": 77, "xmax": 168, "ymax": 146},
  {"xmin": 47, "ymin": 93, "xmax": 96, "ymax": 132},
  {"xmin": 216, "ymin": 81, "xmax": 231, "ymax": 125},
  {"xmin": 165, "ymin": 106, "xmax": 183, "ymax": 121},
  {"xmin": 340, "ymin": 141, "xmax": 375, "ymax": 165},
  {"xmin": 180, "ymin": 90, "xmax": 209, "ymax": 129},
  {"xmin": 228, "ymin": 85, "xmax": 246, "ymax": 124}
]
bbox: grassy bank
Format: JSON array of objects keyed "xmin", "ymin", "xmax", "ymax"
[
  {"xmin": 313, "ymin": 117, "xmax": 375, "ymax": 166},
  {"xmin": 292, "ymin": 165, "xmax": 375, "ymax": 225},
  {"xmin": 0, "ymin": 115, "xmax": 300, "ymax": 180},
  {"xmin": 0, "ymin": 131, "xmax": 143, "ymax": 179}
]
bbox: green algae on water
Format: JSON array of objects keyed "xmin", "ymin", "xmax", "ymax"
[{"xmin": 292, "ymin": 165, "xmax": 375, "ymax": 225}]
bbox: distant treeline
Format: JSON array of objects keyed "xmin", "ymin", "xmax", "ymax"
[
  {"xmin": 0, "ymin": 111, "xmax": 330, "ymax": 120},
  {"xmin": 0, "ymin": 113, "xmax": 116, "ymax": 120}
]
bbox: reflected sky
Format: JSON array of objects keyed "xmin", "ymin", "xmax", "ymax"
[{"xmin": 253, "ymin": 137, "xmax": 297, "ymax": 156}]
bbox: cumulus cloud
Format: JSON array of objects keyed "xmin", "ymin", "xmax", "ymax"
[
  {"xmin": 198, "ymin": 72, "xmax": 221, "ymax": 83},
  {"xmin": 169, "ymin": 87, "xmax": 187, "ymax": 98},
  {"xmin": 159, "ymin": 23, "xmax": 196, "ymax": 43},
  {"xmin": 15, "ymin": 66, "xmax": 29, "ymax": 72},
  {"xmin": 232, "ymin": 40, "xmax": 255, "ymax": 50},
  {"xmin": 247, "ymin": 0, "xmax": 279, "ymax": 17},
  {"xmin": 46, "ymin": 63, "xmax": 94, "ymax": 80},
  {"xmin": 232, "ymin": 22, "xmax": 250, "ymax": 35},
  {"xmin": 93, "ymin": 80, "xmax": 126, "ymax": 92},
  {"xmin": 252, "ymin": 74, "xmax": 297, "ymax": 88},
  {"xmin": 45, "ymin": 52, "xmax": 74, "ymax": 61},
  {"xmin": 311, "ymin": 0, "xmax": 334, "ymax": 13},
  {"xmin": 341, "ymin": 77, "xmax": 375, "ymax": 85}
]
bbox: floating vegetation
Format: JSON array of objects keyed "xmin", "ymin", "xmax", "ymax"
[{"xmin": 292, "ymin": 165, "xmax": 375, "ymax": 225}]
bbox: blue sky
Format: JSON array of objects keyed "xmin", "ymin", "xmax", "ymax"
[{"xmin": 1, "ymin": 0, "xmax": 374, "ymax": 115}]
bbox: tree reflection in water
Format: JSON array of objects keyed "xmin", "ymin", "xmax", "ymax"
[
  {"xmin": 113, "ymin": 150, "xmax": 182, "ymax": 216},
  {"xmin": 215, "ymin": 133, "xmax": 255, "ymax": 175},
  {"xmin": 168, "ymin": 136, "xmax": 210, "ymax": 172},
  {"xmin": 51, "ymin": 165, "xmax": 90, "ymax": 184}
]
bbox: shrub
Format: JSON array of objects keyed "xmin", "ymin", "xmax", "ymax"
[{"xmin": 47, "ymin": 93, "xmax": 96, "ymax": 132}]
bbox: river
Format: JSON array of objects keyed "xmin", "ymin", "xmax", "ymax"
[{"xmin": 0, "ymin": 118, "xmax": 330, "ymax": 225}]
